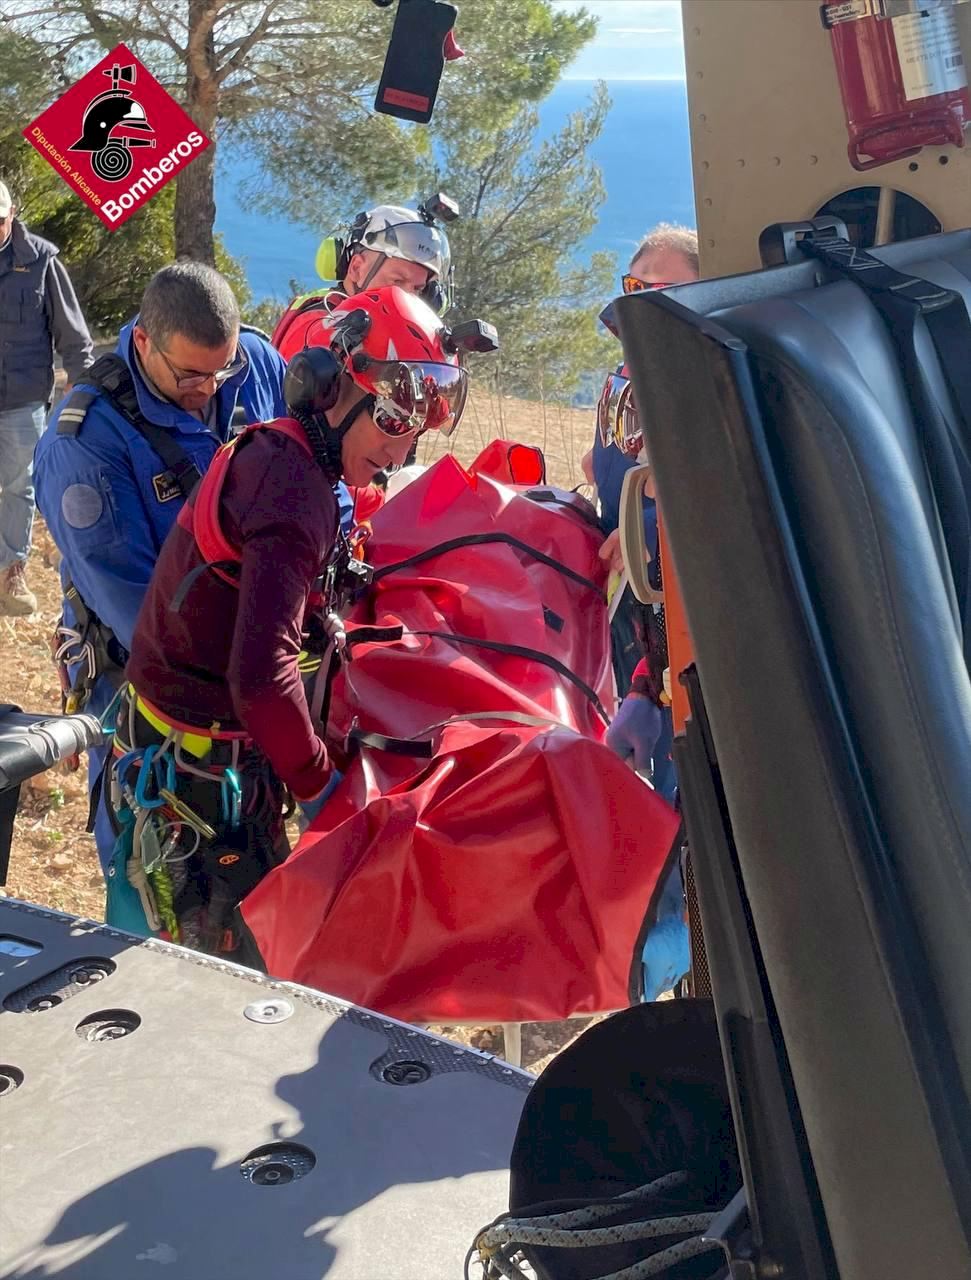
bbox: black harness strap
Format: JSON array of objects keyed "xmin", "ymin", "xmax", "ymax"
[
  {"xmin": 372, "ymin": 532, "xmax": 604, "ymax": 598},
  {"xmin": 523, "ymin": 488, "xmax": 603, "ymax": 532},
  {"xmin": 55, "ymin": 354, "xmax": 205, "ymax": 706},
  {"xmin": 58, "ymin": 353, "xmax": 202, "ymax": 499},
  {"xmin": 349, "ymin": 710, "xmax": 577, "ymax": 759},
  {"xmin": 410, "ymin": 629, "xmax": 611, "ymax": 725},
  {"xmin": 800, "ymin": 236, "xmax": 971, "ymax": 649},
  {"xmin": 308, "ymin": 623, "xmax": 406, "ymax": 736}
]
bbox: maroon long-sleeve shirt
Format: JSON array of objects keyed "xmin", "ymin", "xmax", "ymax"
[{"xmin": 127, "ymin": 425, "xmax": 339, "ymax": 799}]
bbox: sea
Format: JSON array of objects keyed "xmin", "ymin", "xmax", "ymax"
[{"xmin": 213, "ymin": 78, "xmax": 695, "ymax": 302}]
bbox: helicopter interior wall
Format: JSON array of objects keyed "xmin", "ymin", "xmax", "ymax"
[
  {"xmin": 614, "ymin": 237, "xmax": 971, "ymax": 1279},
  {"xmin": 682, "ymin": 0, "xmax": 971, "ymax": 277}
]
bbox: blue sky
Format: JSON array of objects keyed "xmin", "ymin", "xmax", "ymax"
[{"xmin": 551, "ymin": 0, "xmax": 686, "ymax": 81}]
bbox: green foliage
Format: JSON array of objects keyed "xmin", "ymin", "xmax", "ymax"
[
  {"xmin": 3, "ymin": 0, "xmax": 595, "ymax": 232},
  {"xmin": 437, "ymin": 83, "xmax": 618, "ymax": 400},
  {"xmin": 1, "ymin": 1, "xmax": 611, "ymax": 393},
  {"xmin": 14, "ymin": 165, "xmax": 249, "ymax": 335},
  {"xmin": 237, "ymin": 0, "xmax": 595, "ymax": 232},
  {"xmin": 242, "ymin": 296, "xmax": 288, "ymax": 337}
]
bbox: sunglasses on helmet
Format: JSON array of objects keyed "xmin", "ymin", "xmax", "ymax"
[
  {"xmin": 596, "ymin": 371, "xmax": 643, "ymax": 458},
  {"xmin": 359, "ymin": 357, "xmax": 468, "ymax": 438}
]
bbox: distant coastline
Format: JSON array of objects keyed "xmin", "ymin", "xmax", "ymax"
[{"xmin": 214, "ymin": 79, "xmax": 695, "ymax": 301}]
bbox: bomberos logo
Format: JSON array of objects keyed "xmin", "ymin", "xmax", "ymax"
[{"xmin": 24, "ymin": 42, "xmax": 210, "ymax": 230}]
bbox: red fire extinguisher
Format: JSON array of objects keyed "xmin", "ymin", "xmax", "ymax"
[{"xmin": 823, "ymin": 0, "xmax": 971, "ymax": 171}]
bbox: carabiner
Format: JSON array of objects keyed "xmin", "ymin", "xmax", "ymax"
[
  {"xmin": 134, "ymin": 745, "xmax": 168, "ymax": 810},
  {"xmin": 221, "ymin": 767, "xmax": 242, "ymax": 830}
]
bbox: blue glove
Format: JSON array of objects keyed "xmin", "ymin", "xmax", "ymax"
[
  {"xmin": 296, "ymin": 769, "xmax": 344, "ymax": 834},
  {"xmin": 606, "ymin": 693, "xmax": 662, "ymax": 776}
]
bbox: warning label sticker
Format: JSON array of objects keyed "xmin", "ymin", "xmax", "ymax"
[{"xmin": 892, "ymin": 8, "xmax": 968, "ymax": 103}]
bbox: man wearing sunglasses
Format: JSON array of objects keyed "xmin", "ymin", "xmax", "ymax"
[
  {"xmin": 34, "ymin": 261, "xmax": 289, "ymax": 878},
  {"xmin": 582, "ymin": 224, "xmax": 699, "ymax": 545},
  {"xmin": 586, "ymin": 226, "xmax": 699, "ymax": 1002},
  {"xmin": 107, "ymin": 286, "xmax": 486, "ymax": 956}
]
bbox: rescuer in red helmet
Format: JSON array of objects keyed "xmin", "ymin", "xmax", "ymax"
[{"xmin": 106, "ymin": 286, "xmax": 493, "ymax": 960}]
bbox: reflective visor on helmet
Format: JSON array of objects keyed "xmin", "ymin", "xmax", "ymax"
[
  {"xmin": 596, "ymin": 371, "xmax": 642, "ymax": 457},
  {"xmin": 365, "ymin": 359, "xmax": 468, "ymax": 437},
  {"xmin": 363, "ymin": 221, "xmax": 451, "ymax": 280}
]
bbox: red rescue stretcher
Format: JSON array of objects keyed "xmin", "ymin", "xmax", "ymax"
[{"xmin": 242, "ymin": 445, "xmax": 678, "ymax": 1025}]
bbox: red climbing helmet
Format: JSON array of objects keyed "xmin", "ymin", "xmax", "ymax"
[{"xmin": 319, "ymin": 286, "xmax": 469, "ymax": 438}]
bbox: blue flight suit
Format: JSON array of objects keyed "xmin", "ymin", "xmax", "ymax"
[
  {"xmin": 591, "ymin": 415, "xmax": 684, "ymax": 999},
  {"xmin": 35, "ymin": 317, "xmax": 352, "ymax": 871}
]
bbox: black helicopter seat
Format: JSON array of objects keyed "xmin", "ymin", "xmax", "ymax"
[
  {"xmin": 606, "ymin": 226, "xmax": 971, "ymax": 1279},
  {"xmin": 0, "ymin": 704, "xmax": 104, "ymax": 884}
]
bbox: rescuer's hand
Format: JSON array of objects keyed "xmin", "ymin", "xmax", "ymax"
[
  {"xmin": 606, "ymin": 691, "xmax": 662, "ymax": 777},
  {"xmin": 598, "ymin": 528, "xmax": 625, "ymax": 574}
]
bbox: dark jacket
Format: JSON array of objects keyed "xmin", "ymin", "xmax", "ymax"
[
  {"xmin": 0, "ymin": 219, "xmax": 93, "ymax": 410},
  {"xmin": 126, "ymin": 425, "xmax": 339, "ymax": 800}
]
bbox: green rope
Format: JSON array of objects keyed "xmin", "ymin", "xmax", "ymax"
[{"xmin": 149, "ymin": 865, "xmax": 179, "ymax": 942}]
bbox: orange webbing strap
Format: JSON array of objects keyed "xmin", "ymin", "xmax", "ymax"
[
  {"xmin": 658, "ymin": 512, "xmax": 709, "ymax": 996},
  {"xmin": 657, "ymin": 515, "xmax": 693, "ymax": 734}
]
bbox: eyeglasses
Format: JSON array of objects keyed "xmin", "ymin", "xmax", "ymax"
[
  {"xmin": 621, "ymin": 274, "xmax": 674, "ymax": 295},
  {"xmin": 155, "ymin": 343, "xmax": 249, "ymax": 390}
]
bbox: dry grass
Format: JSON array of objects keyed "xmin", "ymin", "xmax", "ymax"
[
  {"xmin": 419, "ymin": 386, "xmax": 595, "ymax": 492},
  {"xmin": 1, "ymin": 388, "xmax": 602, "ymax": 1071}
]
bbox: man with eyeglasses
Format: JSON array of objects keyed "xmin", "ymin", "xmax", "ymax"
[
  {"xmin": 34, "ymin": 261, "xmax": 288, "ymax": 876},
  {"xmin": 582, "ymin": 224, "xmax": 699, "ymax": 557},
  {"xmin": 582, "ymin": 225, "xmax": 698, "ymax": 699}
]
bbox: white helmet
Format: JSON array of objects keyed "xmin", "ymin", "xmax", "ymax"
[{"xmin": 347, "ymin": 204, "xmax": 451, "ymax": 282}]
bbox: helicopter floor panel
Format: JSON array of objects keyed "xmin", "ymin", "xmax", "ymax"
[{"xmin": 0, "ymin": 897, "xmax": 529, "ymax": 1279}]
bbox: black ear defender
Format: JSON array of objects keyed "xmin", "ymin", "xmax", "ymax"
[{"xmin": 283, "ymin": 347, "xmax": 343, "ymax": 418}]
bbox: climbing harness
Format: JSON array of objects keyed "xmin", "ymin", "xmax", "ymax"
[{"xmin": 106, "ymin": 684, "xmax": 278, "ymax": 949}]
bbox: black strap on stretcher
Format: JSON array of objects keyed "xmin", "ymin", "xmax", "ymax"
[
  {"xmin": 349, "ymin": 709, "xmax": 580, "ymax": 760},
  {"xmin": 372, "ymin": 532, "xmax": 604, "ymax": 598},
  {"xmin": 345, "ymin": 622, "xmax": 612, "ymax": 763}
]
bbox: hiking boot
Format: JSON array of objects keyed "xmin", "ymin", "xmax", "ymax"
[{"xmin": 0, "ymin": 562, "xmax": 37, "ymax": 616}]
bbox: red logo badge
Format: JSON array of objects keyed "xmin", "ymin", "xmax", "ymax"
[{"xmin": 23, "ymin": 43, "xmax": 210, "ymax": 231}]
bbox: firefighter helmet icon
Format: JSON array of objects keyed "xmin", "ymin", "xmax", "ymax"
[{"xmin": 69, "ymin": 61, "xmax": 156, "ymax": 182}]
